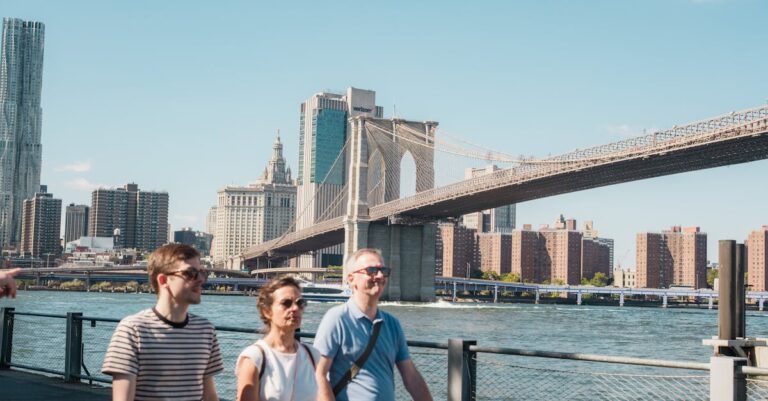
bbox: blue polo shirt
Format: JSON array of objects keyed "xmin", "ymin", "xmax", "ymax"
[{"xmin": 314, "ymin": 299, "xmax": 410, "ymax": 401}]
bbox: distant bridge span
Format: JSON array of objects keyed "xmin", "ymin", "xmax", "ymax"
[{"xmin": 243, "ymin": 105, "xmax": 768, "ymax": 262}]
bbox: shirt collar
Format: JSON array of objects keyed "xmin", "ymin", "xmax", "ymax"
[{"xmin": 346, "ymin": 298, "xmax": 383, "ymax": 323}]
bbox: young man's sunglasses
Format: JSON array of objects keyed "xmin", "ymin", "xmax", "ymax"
[
  {"xmin": 353, "ymin": 266, "xmax": 392, "ymax": 277},
  {"xmin": 167, "ymin": 269, "xmax": 209, "ymax": 281},
  {"xmin": 278, "ymin": 298, "xmax": 307, "ymax": 309}
]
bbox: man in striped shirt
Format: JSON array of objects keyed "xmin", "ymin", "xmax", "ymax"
[{"xmin": 102, "ymin": 244, "xmax": 224, "ymax": 401}]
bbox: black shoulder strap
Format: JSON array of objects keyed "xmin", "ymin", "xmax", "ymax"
[
  {"xmin": 300, "ymin": 342, "xmax": 316, "ymax": 368},
  {"xmin": 258, "ymin": 342, "xmax": 315, "ymax": 380},
  {"xmin": 255, "ymin": 343, "xmax": 266, "ymax": 381},
  {"xmin": 332, "ymin": 320, "xmax": 383, "ymax": 396}
]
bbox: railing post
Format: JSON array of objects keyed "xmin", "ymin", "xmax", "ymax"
[
  {"xmin": 64, "ymin": 312, "xmax": 83, "ymax": 383},
  {"xmin": 0, "ymin": 307, "xmax": 14, "ymax": 369},
  {"xmin": 448, "ymin": 339, "xmax": 476, "ymax": 401},
  {"xmin": 710, "ymin": 356, "xmax": 747, "ymax": 401}
]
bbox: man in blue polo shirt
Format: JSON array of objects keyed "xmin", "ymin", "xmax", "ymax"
[{"xmin": 314, "ymin": 248, "xmax": 433, "ymax": 401}]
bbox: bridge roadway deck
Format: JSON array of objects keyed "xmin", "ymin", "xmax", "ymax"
[{"xmin": 0, "ymin": 369, "xmax": 110, "ymax": 401}]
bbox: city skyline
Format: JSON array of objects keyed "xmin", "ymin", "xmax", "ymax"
[{"xmin": 0, "ymin": 1, "xmax": 766, "ymax": 263}]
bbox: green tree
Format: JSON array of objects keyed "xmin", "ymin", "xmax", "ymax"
[
  {"xmin": 482, "ymin": 271, "xmax": 501, "ymax": 281},
  {"xmin": 470, "ymin": 269, "xmax": 484, "ymax": 279},
  {"xmin": 501, "ymin": 272, "xmax": 521, "ymax": 283},
  {"xmin": 707, "ymin": 268, "xmax": 719, "ymax": 288},
  {"xmin": 589, "ymin": 272, "xmax": 609, "ymax": 287},
  {"xmin": 60, "ymin": 279, "xmax": 85, "ymax": 290}
]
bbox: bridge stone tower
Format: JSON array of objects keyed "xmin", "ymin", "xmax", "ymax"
[{"xmin": 344, "ymin": 116, "xmax": 439, "ymax": 301}]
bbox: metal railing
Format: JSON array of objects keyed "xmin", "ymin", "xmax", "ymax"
[{"xmin": 3, "ymin": 307, "xmax": 768, "ymax": 400}]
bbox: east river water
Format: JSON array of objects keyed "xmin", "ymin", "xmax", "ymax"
[{"xmin": 4, "ymin": 291, "xmax": 767, "ymax": 399}]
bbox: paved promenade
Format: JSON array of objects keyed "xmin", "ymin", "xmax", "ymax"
[{"xmin": 0, "ymin": 369, "xmax": 110, "ymax": 401}]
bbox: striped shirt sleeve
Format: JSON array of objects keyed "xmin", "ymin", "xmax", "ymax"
[
  {"xmin": 204, "ymin": 329, "xmax": 224, "ymax": 377},
  {"xmin": 102, "ymin": 319, "xmax": 139, "ymax": 376}
]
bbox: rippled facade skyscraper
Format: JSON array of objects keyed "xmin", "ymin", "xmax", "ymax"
[{"xmin": 0, "ymin": 18, "xmax": 45, "ymax": 248}]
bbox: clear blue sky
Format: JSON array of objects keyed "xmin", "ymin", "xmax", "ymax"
[{"xmin": 2, "ymin": 0, "xmax": 766, "ymax": 265}]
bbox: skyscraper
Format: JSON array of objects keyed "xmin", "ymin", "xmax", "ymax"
[
  {"xmin": 294, "ymin": 87, "xmax": 383, "ymax": 267},
  {"xmin": 0, "ymin": 18, "xmax": 45, "ymax": 248},
  {"xmin": 20, "ymin": 186, "xmax": 61, "ymax": 258},
  {"xmin": 212, "ymin": 134, "xmax": 296, "ymax": 266},
  {"xmin": 64, "ymin": 204, "xmax": 89, "ymax": 243},
  {"xmin": 89, "ymin": 183, "xmax": 168, "ymax": 251}
]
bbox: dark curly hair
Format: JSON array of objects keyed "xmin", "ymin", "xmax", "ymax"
[{"xmin": 256, "ymin": 275, "xmax": 302, "ymax": 331}]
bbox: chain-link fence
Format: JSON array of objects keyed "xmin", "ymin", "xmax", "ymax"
[
  {"xmin": 396, "ymin": 345, "xmax": 448, "ymax": 400},
  {"xmin": 474, "ymin": 352, "xmax": 709, "ymax": 401},
  {"xmin": 9, "ymin": 308, "xmax": 768, "ymax": 400},
  {"xmin": 8, "ymin": 312, "xmax": 67, "ymax": 375},
  {"xmin": 748, "ymin": 377, "xmax": 768, "ymax": 400},
  {"xmin": 79, "ymin": 315, "xmax": 119, "ymax": 383}
]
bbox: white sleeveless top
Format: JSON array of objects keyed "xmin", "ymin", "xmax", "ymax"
[{"xmin": 236, "ymin": 340, "xmax": 320, "ymax": 401}]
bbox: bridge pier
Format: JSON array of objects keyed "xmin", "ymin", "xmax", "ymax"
[
  {"xmin": 760, "ymin": 299, "xmax": 765, "ymax": 312},
  {"xmin": 344, "ymin": 219, "xmax": 436, "ymax": 302},
  {"xmin": 452, "ymin": 282, "xmax": 457, "ymax": 303},
  {"xmin": 535, "ymin": 290, "xmax": 540, "ymax": 304},
  {"xmin": 619, "ymin": 292, "xmax": 625, "ymax": 307},
  {"xmin": 662, "ymin": 294, "xmax": 668, "ymax": 308},
  {"xmin": 709, "ymin": 297, "xmax": 714, "ymax": 310},
  {"xmin": 577, "ymin": 292, "xmax": 582, "ymax": 305},
  {"xmin": 493, "ymin": 285, "xmax": 498, "ymax": 303},
  {"xmin": 85, "ymin": 273, "xmax": 91, "ymax": 292}
]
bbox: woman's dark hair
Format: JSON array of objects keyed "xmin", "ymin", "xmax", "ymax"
[{"xmin": 256, "ymin": 275, "xmax": 302, "ymax": 331}]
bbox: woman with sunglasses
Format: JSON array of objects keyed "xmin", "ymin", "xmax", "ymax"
[{"xmin": 235, "ymin": 275, "xmax": 319, "ymax": 401}]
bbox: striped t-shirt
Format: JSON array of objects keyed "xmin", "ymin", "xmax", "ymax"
[{"xmin": 102, "ymin": 308, "xmax": 224, "ymax": 401}]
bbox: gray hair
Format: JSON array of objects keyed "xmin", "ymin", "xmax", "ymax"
[{"xmin": 344, "ymin": 248, "xmax": 383, "ymax": 276}]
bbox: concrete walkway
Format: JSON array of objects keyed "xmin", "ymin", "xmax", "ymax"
[{"xmin": 0, "ymin": 369, "xmax": 110, "ymax": 401}]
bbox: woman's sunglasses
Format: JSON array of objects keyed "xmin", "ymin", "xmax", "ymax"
[{"xmin": 278, "ymin": 298, "xmax": 307, "ymax": 309}]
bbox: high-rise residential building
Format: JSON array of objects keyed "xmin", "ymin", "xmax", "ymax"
[
  {"xmin": 64, "ymin": 204, "xmax": 89, "ymax": 243},
  {"xmin": 539, "ymin": 228, "xmax": 583, "ymax": 285},
  {"xmin": 582, "ymin": 237, "xmax": 611, "ymax": 280},
  {"xmin": 462, "ymin": 165, "xmax": 516, "ymax": 234},
  {"xmin": 510, "ymin": 218, "xmax": 611, "ymax": 285},
  {"xmin": 20, "ymin": 186, "xmax": 61, "ymax": 258},
  {"xmin": 511, "ymin": 224, "xmax": 542, "ymax": 282},
  {"xmin": 212, "ymin": 134, "xmax": 296, "ymax": 266},
  {"xmin": 475, "ymin": 232, "xmax": 512, "ymax": 275},
  {"xmin": 747, "ymin": 226, "xmax": 768, "ymax": 291},
  {"xmin": 435, "ymin": 222, "xmax": 476, "ymax": 277},
  {"xmin": 89, "ymin": 183, "xmax": 168, "ymax": 251},
  {"xmin": 174, "ymin": 227, "xmax": 213, "ymax": 257},
  {"xmin": 582, "ymin": 220, "xmax": 615, "ymax": 274},
  {"xmin": 136, "ymin": 191, "xmax": 169, "ymax": 252},
  {"xmin": 294, "ymin": 87, "xmax": 383, "ymax": 268},
  {"xmin": 0, "ymin": 18, "xmax": 45, "ymax": 248},
  {"xmin": 636, "ymin": 226, "xmax": 707, "ymax": 289}
]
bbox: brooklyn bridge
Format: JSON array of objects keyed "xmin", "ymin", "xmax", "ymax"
[{"xmin": 231, "ymin": 104, "xmax": 768, "ymax": 301}]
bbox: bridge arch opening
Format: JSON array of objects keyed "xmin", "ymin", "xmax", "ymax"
[{"xmin": 399, "ymin": 150, "xmax": 417, "ymax": 198}]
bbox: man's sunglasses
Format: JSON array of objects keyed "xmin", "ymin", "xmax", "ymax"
[
  {"xmin": 167, "ymin": 269, "xmax": 209, "ymax": 281},
  {"xmin": 353, "ymin": 266, "xmax": 392, "ymax": 277},
  {"xmin": 278, "ymin": 298, "xmax": 307, "ymax": 309}
]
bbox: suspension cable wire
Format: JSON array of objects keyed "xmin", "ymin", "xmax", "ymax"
[{"xmin": 265, "ymin": 138, "xmax": 350, "ymax": 253}]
